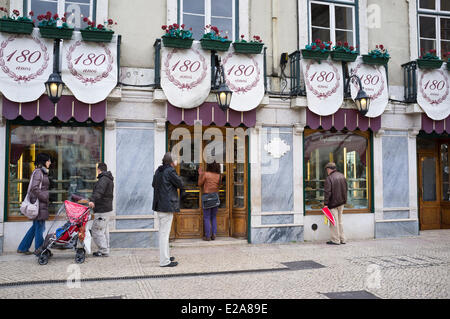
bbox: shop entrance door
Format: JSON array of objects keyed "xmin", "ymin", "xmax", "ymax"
[
  {"xmin": 417, "ymin": 138, "xmax": 450, "ymax": 230},
  {"xmin": 418, "ymin": 151, "xmax": 440, "ymax": 230},
  {"xmin": 167, "ymin": 125, "xmax": 248, "ymax": 239}
]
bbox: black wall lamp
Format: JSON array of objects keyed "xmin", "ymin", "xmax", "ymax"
[
  {"xmin": 45, "ymin": 39, "xmax": 64, "ymax": 104},
  {"xmin": 213, "ymin": 56, "xmax": 232, "ymax": 112},
  {"xmin": 345, "ymin": 73, "xmax": 371, "ymax": 116}
]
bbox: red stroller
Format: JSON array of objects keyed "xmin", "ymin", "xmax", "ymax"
[{"xmin": 37, "ymin": 198, "xmax": 92, "ymax": 265}]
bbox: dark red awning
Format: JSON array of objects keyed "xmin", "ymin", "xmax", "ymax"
[
  {"xmin": 306, "ymin": 108, "xmax": 381, "ymax": 132},
  {"xmin": 167, "ymin": 102, "xmax": 256, "ymax": 127},
  {"xmin": 2, "ymin": 95, "xmax": 106, "ymax": 123},
  {"xmin": 421, "ymin": 113, "xmax": 450, "ymax": 134}
]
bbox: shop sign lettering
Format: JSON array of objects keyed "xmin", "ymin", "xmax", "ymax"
[{"xmin": 163, "ymin": 48, "xmax": 207, "ymax": 90}]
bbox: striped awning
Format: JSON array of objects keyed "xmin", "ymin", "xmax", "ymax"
[
  {"xmin": 421, "ymin": 113, "xmax": 450, "ymax": 134},
  {"xmin": 306, "ymin": 108, "xmax": 381, "ymax": 132},
  {"xmin": 2, "ymin": 95, "xmax": 106, "ymax": 123},
  {"xmin": 167, "ymin": 102, "xmax": 257, "ymax": 127}
]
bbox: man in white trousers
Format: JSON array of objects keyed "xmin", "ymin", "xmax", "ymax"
[{"xmin": 152, "ymin": 153, "xmax": 183, "ymax": 267}]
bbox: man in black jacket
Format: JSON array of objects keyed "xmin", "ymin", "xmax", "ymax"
[
  {"xmin": 152, "ymin": 152, "xmax": 183, "ymax": 267},
  {"xmin": 89, "ymin": 162, "xmax": 114, "ymax": 257}
]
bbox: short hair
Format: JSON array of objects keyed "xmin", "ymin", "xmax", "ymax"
[
  {"xmin": 325, "ymin": 162, "xmax": 336, "ymax": 170},
  {"xmin": 206, "ymin": 162, "xmax": 221, "ymax": 174},
  {"xmin": 162, "ymin": 152, "xmax": 173, "ymax": 166},
  {"xmin": 98, "ymin": 162, "xmax": 108, "ymax": 172}
]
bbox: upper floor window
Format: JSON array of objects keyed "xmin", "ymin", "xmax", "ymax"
[
  {"xmin": 309, "ymin": 0, "xmax": 356, "ymax": 47},
  {"xmin": 418, "ymin": 0, "xmax": 450, "ymax": 58},
  {"xmin": 27, "ymin": 0, "xmax": 95, "ymax": 29},
  {"xmin": 181, "ymin": 0, "xmax": 235, "ymax": 40}
]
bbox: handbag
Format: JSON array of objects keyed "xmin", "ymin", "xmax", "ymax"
[
  {"xmin": 201, "ymin": 192, "xmax": 220, "ymax": 209},
  {"xmin": 20, "ymin": 170, "xmax": 42, "ymax": 220}
]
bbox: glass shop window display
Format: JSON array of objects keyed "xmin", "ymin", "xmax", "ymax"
[
  {"xmin": 304, "ymin": 129, "xmax": 370, "ymax": 212},
  {"xmin": 7, "ymin": 123, "xmax": 103, "ymax": 220}
]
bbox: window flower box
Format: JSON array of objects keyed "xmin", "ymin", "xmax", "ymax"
[
  {"xmin": 161, "ymin": 23, "xmax": 193, "ymax": 49},
  {"xmin": 81, "ymin": 17, "xmax": 116, "ymax": 42},
  {"xmin": 233, "ymin": 35, "xmax": 264, "ymax": 54},
  {"xmin": 37, "ymin": 11, "xmax": 73, "ymax": 39},
  {"xmin": 0, "ymin": 8, "xmax": 34, "ymax": 34},
  {"xmin": 330, "ymin": 41, "xmax": 358, "ymax": 62},
  {"xmin": 200, "ymin": 25, "xmax": 231, "ymax": 51},
  {"xmin": 301, "ymin": 39, "xmax": 331, "ymax": 63},
  {"xmin": 362, "ymin": 44, "xmax": 390, "ymax": 65},
  {"xmin": 416, "ymin": 49, "xmax": 444, "ymax": 69}
]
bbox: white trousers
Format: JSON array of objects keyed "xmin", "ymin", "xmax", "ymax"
[{"xmin": 157, "ymin": 212, "xmax": 174, "ymax": 266}]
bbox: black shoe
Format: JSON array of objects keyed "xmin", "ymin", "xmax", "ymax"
[
  {"xmin": 326, "ymin": 241, "xmax": 340, "ymax": 245},
  {"xmin": 161, "ymin": 261, "xmax": 178, "ymax": 267},
  {"xmin": 211, "ymin": 234, "xmax": 216, "ymax": 240},
  {"xmin": 340, "ymin": 242, "xmax": 346, "ymax": 244},
  {"xmin": 170, "ymin": 256, "xmax": 175, "ymax": 261},
  {"xmin": 93, "ymin": 251, "xmax": 109, "ymax": 257}
]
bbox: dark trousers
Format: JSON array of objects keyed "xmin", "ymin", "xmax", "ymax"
[{"xmin": 203, "ymin": 206, "xmax": 218, "ymax": 238}]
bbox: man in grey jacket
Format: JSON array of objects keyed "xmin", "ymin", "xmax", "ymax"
[{"xmin": 152, "ymin": 152, "xmax": 183, "ymax": 267}]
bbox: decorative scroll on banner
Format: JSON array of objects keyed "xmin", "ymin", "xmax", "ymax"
[
  {"xmin": 301, "ymin": 59, "xmax": 343, "ymax": 116},
  {"xmin": 161, "ymin": 41, "xmax": 210, "ymax": 109},
  {"xmin": 219, "ymin": 47, "xmax": 264, "ymax": 112},
  {"xmin": 0, "ymin": 28, "xmax": 53, "ymax": 103},
  {"xmin": 62, "ymin": 31, "xmax": 118, "ymax": 104},
  {"xmin": 348, "ymin": 56, "xmax": 388, "ymax": 118},
  {"xmin": 416, "ymin": 66, "xmax": 450, "ymax": 121}
]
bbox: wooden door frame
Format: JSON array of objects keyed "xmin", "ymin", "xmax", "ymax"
[{"xmin": 167, "ymin": 124, "xmax": 249, "ymax": 239}]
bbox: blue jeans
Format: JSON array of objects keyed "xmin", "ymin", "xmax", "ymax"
[
  {"xmin": 18, "ymin": 220, "xmax": 46, "ymax": 252},
  {"xmin": 203, "ymin": 207, "xmax": 218, "ymax": 239}
]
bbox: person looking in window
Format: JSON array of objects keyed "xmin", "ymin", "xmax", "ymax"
[{"xmin": 324, "ymin": 162, "xmax": 347, "ymax": 245}]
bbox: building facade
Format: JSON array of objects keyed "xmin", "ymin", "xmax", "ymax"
[{"xmin": 0, "ymin": 0, "xmax": 448, "ymax": 253}]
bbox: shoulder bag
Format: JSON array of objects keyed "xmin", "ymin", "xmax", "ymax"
[{"xmin": 20, "ymin": 170, "xmax": 42, "ymax": 220}]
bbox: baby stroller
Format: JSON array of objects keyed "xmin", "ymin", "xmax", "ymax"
[{"xmin": 37, "ymin": 197, "xmax": 92, "ymax": 265}]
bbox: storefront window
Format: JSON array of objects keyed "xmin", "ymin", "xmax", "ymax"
[
  {"xmin": 7, "ymin": 123, "xmax": 103, "ymax": 220},
  {"xmin": 304, "ymin": 130, "xmax": 370, "ymax": 212}
]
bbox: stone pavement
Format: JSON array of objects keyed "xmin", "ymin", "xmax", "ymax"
[{"xmin": 0, "ymin": 230, "xmax": 449, "ymax": 299}]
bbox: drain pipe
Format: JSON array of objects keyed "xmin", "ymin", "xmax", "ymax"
[{"xmin": 271, "ymin": 0, "xmax": 279, "ymax": 77}]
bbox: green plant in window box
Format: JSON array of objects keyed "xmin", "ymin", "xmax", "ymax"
[
  {"xmin": 37, "ymin": 11, "xmax": 74, "ymax": 40},
  {"xmin": 362, "ymin": 44, "xmax": 390, "ymax": 65},
  {"xmin": 0, "ymin": 8, "xmax": 34, "ymax": 35},
  {"xmin": 416, "ymin": 49, "xmax": 444, "ymax": 69},
  {"xmin": 301, "ymin": 39, "xmax": 331, "ymax": 63},
  {"xmin": 80, "ymin": 17, "xmax": 116, "ymax": 42},
  {"xmin": 232, "ymin": 34, "xmax": 264, "ymax": 54},
  {"xmin": 200, "ymin": 25, "xmax": 231, "ymax": 52},
  {"xmin": 330, "ymin": 41, "xmax": 359, "ymax": 62},
  {"xmin": 161, "ymin": 23, "xmax": 194, "ymax": 49}
]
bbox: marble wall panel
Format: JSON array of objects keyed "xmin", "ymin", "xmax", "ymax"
[
  {"xmin": 382, "ymin": 135, "xmax": 409, "ymax": 208},
  {"xmin": 375, "ymin": 220, "xmax": 419, "ymax": 238},
  {"xmin": 116, "ymin": 122, "xmax": 154, "ymax": 216},
  {"xmin": 261, "ymin": 128, "xmax": 293, "ymax": 212},
  {"xmin": 251, "ymin": 226, "xmax": 303, "ymax": 244},
  {"xmin": 110, "ymin": 231, "xmax": 157, "ymax": 248},
  {"xmin": 115, "ymin": 219, "xmax": 154, "ymax": 230},
  {"xmin": 261, "ymin": 214, "xmax": 294, "ymax": 225}
]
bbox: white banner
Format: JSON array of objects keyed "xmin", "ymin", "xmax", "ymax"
[
  {"xmin": 417, "ymin": 66, "xmax": 450, "ymax": 121},
  {"xmin": 161, "ymin": 41, "xmax": 210, "ymax": 109},
  {"xmin": 219, "ymin": 47, "xmax": 264, "ymax": 112},
  {"xmin": 0, "ymin": 28, "xmax": 53, "ymax": 103},
  {"xmin": 301, "ymin": 59, "xmax": 343, "ymax": 116},
  {"xmin": 348, "ymin": 56, "xmax": 389, "ymax": 118},
  {"xmin": 62, "ymin": 31, "xmax": 118, "ymax": 104}
]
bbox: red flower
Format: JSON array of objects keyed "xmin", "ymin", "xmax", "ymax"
[
  {"xmin": 241, "ymin": 34, "xmax": 244, "ymax": 38},
  {"xmin": 379, "ymin": 44, "xmax": 384, "ymax": 50},
  {"xmin": 61, "ymin": 17, "xmax": 66, "ymax": 22},
  {"xmin": 37, "ymin": 15, "xmax": 44, "ymax": 21},
  {"xmin": 311, "ymin": 45, "xmax": 317, "ymax": 50},
  {"xmin": 161, "ymin": 25, "xmax": 167, "ymax": 30},
  {"xmin": 173, "ymin": 23, "xmax": 179, "ymax": 28},
  {"xmin": 108, "ymin": 18, "xmax": 114, "ymax": 25},
  {"xmin": 13, "ymin": 9, "xmax": 20, "ymax": 16},
  {"xmin": 181, "ymin": 24, "xmax": 185, "ymax": 29},
  {"xmin": 344, "ymin": 42, "xmax": 348, "ymax": 47},
  {"xmin": 337, "ymin": 41, "xmax": 342, "ymax": 46},
  {"xmin": 29, "ymin": 11, "xmax": 34, "ymax": 16},
  {"xmin": 320, "ymin": 43, "xmax": 326, "ymax": 50},
  {"xmin": 53, "ymin": 13, "xmax": 59, "ymax": 20},
  {"xmin": 46, "ymin": 11, "xmax": 52, "ymax": 18},
  {"xmin": 97, "ymin": 24, "xmax": 104, "ymax": 30},
  {"xmin": 349, "ymin": 46, "xmax": 354, "ymax": 51},
  {"xmin": 83, "ymin": 17, "xmax": 89, "ymax": 22}
]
